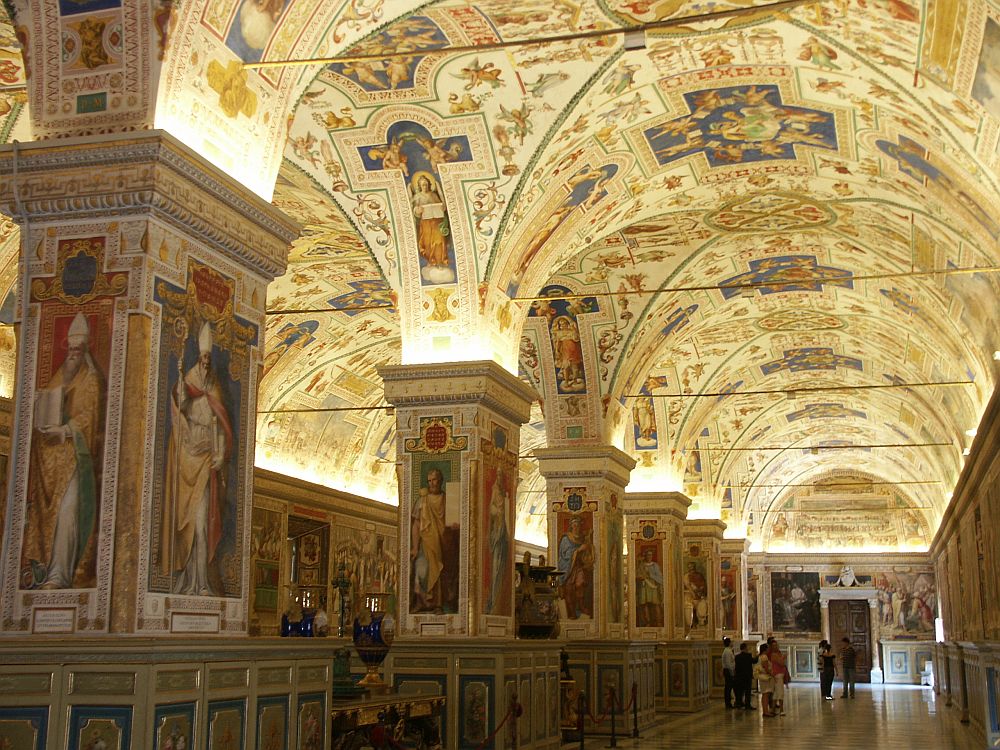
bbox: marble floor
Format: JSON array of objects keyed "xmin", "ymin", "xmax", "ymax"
[{"xmin": 582, "ymin": 684, "xmax": 983, "ymax": 749}]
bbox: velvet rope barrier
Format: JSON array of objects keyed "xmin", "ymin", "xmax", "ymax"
[{"xmin": 471, "ymin": 694, "xmax": 523, "ymax": 750}]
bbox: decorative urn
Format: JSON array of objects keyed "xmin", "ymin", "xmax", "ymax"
[{"xmin": 352, "ymin": 592, "xmax": 394, "ymax": 689}]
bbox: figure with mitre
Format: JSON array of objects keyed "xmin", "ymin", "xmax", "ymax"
[
  {"xmin": 22, "ymin": 312, "xmax": 105, "ymax": 589},
  {"xmin": 160, "ymin": 321, "xmax": 233, "ymax": 596}
]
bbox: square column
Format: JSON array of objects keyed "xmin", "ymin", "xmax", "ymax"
[
  {"xmin": 681, "ymin": 519, "xmax": 726, "ymax": 640},
  {"xmin": 0, "ymin": 132, "xmax": 295, "ymax": 635},
  {"xmin": 720, "ymin": 538, "xmax": 750, "ymax": 640},
  {"xmin": 536, "ymin": 445, "xmax": 634, "ymax": 639},
  {"xmin": 380, "ymin": 361, "xmax": 536, "ymax": 638},
  {"xmin": 623, "ymin": 492, "xmax": 690, "ymax": 640}
]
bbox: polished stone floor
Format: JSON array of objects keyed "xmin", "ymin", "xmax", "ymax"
[{"xmin": 582, "ymin": 684, "xmax": 982, "ymax": 749}]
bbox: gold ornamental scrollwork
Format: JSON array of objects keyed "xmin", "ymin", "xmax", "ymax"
[
  {"xmin": 155, "ymin": 260, "xmax": 256, "ymax": 382},
  {"xmin": 30, "ymin": 238, "xmax": 128, "ymax": 305}
]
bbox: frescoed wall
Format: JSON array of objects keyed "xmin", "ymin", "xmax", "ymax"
[
  {"xmin": 480, "ymin": 428, "xmax": 516, "ymax": 618},
  {"xmin": 556, "ymin": 505, "xmax": 595, "ymax": 621},
  {"xmin": 875, "ymin": 572, "xmax": 936, "ymax": 638},
  {"xmin": 682, "ymin": 544, "xmax": 709, "ymax": 634},
  {"xmin": 149, "ymin": 260, "xmax": 257, "ymax": 599},
  {"xmin": 635, "ymin": 539, "xmax": 665, "ymax": 629}
]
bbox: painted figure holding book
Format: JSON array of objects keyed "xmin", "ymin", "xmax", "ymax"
[{"xmin": 22, "ymin": 312, "xmax": 106, "ymax": 589}]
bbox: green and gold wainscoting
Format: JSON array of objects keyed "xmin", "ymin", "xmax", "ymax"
[{"xmin": 0, "ymin": 638, "xmax": 342, "ymax": 750}]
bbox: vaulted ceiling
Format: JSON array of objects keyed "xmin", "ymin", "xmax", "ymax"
[{"xmin": 3, "ymin": 0, "xmax": 1000, "ymax": 550}]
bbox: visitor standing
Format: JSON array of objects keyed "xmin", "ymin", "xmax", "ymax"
[
  {"xmin": 840, "ymin": 637, "xmax": 857, "ymax": 698},
  {"xmin": 722, "ymin": 637, "xmax": 736, "ymax": 709},
  {"xmin": 734, "ymin": 642, "xmax": 755, "ymax": 710},
  {"xmin": 769, "ymin": 640, "xmax": 789, "ymax": 715},
  {"xmin": 755, "ymin": 643, "xmax": 775, "ymax": 717},
  {"xmin": 819, "ymin": 640, "xmax": 836, "ymax": 700}
]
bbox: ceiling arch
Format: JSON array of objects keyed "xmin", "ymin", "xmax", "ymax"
[{"xmin": 3, "ymin": 0, "xmax": 1000, "ymax": 550}]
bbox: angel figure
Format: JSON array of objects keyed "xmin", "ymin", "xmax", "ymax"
[
  {"xmin": 454, "ymin": 58, "xmax": 504, "ymax": 90},
  {"xmin": 498, "ymin": 102, "xmax": 533, "ymax": 145},
  {"xmin": 415, "ymin": 135, "xmax": 463, "ymax": 171}
]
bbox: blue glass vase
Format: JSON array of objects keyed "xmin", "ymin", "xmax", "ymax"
[{"xmin": 352, "ymin": 593, "xmax": 394, "ymax": 689}]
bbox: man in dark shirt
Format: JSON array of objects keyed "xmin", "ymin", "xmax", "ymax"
[
  {"xmin": 840, "ymin": 637, "xmax": 857, "ymax": 698},
  {"xmin": 734, "ymin": 642, "xmax": 756, "ymax": 710}
]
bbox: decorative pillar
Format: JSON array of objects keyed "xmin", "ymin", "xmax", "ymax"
[
  {"xmin": 869, "ymin": 597, "xmax": 883, "ymax": 683},
  {"xmin": 0, "ymin": 132, "xmax": 295, "ymax": 635},
  {"xmin": 379, "ymin": 360, "xmax": 536, "ymax": 638},
  {"xmin": 719, "ymin": 538, "xmax": 749, "ymax": 640},
  {"xmin": 681, "ymin": 519, "xmax": 726, "ymax": 640},
  {"xmin": 821, "ymin": 600, "xmax": 831, "ymax": 643},
  {"xmin": 623, "ymin": 491, "xmax": 690, "ymax": 640},
  {"xmin": 536, "ymin": 445, "xmax": 634, "ymax": 640}
]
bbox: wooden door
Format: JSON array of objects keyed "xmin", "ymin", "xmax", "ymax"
[{"xmin": 829, "ymin": 599, "xmax": 872, "ymax": 682}]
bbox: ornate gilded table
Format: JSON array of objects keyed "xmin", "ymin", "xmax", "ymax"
[{"xmin": 331, "ymin": 692, "xmax": 444, "ymax": 750}]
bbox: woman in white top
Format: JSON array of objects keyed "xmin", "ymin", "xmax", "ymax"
[{"xmin": 755, "ymin": 643, "xmax": 776, "ymax": 717}]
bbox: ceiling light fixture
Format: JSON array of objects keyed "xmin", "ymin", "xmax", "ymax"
[{"xmin": 243, "ymin": 0, "xmax": 818, "ymax": 70}]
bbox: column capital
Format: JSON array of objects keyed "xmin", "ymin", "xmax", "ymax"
[
  {"xmin": 534, "ymin": 444, "xmax": 635, "ymax": 486},
  {"xmin": 0, "ymin": 131, "xmax": 297, "ymax": 281},
  {"xmin": 379, "ymin": 360, "xmax": 537, "ymax": 425},
  {"xmin": 721, "ymin": 537, "xmax": 751, "ymax": 556},
  {"xmin": 624, "ymin": 491, "xmax": 691, "ymax": 521},
  {"xmin": 683, "ymin": 518, "xmax": 727, "ymax": 539}
]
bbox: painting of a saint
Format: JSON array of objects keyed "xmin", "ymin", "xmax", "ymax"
[
  {"xmin": 552, "ymin": 316, "xmax": 585, "ymax": 392},
  {"xmin": 557, "ymin": 514, "xmax": 594, "ymax": 619},
  {"xmin": 160, "ymin": 322, "xmax": 233, "ymax": 597},
  {"xmin": 720, "ymin": 566, "xmax": 738, "ymax": 631},
  {"xmin": 635, "ymin": 543, "xmax": 664, "ymax": 628},
  {"xmin": 973, "ymin": 18, "xmax": 1000, "ymax": 120},
  {"xmin": 361, "ymin": 123, "xmax": 470, "ymax": 287},
  {"xmin": 483, "ymin": 468, "xmax": 512, "ymax": 616},
  {"xmin": 22, "ymin": 311, "xmax": 107, "ymax": 590},
  {"xmin": 747, "ymin": 570, "xmax": 759, "ymax": 632},
  {"xmin": 410, "ymin": 465, "xmax": 459, "ymax": 613},
  {"xmin": 410, "ymin": 173, "xmax": 455, "ymax": 284},
  {"xmin": 683, "ymin": 557, "xmax": 708, "ymax": 630},
  {"xmin": 607, "ymin": 508, "xmax": 623, "ymax": 622},
  {"xmin": 634, "ymin": 396, "xmax": 656, "ymax": 448}
]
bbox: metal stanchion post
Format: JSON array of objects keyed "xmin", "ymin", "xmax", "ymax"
[
  {"xmin": 577, "ymin": 691, "xmax": 586, "ymax": 750},
  {"xmin": 631, "ymin": 682, "xmax": 640, "ymax": 738},
  {"xmin": 509, "ymin": 692, "xmax": 518, "ymax": 749},
  {"xmin": 606, "ymin": 686, "xmax": 617, "ymax": 748}
]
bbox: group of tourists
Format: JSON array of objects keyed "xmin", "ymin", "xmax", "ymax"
[{"xmin": 721, "ymin": 635, "xmax": 858, "ymax": 717}]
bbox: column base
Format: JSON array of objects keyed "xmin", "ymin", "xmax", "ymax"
[
  {"xmin": 386, "ymin": 638, "xmax": 561, "ymax": 749},
  {"xmin": 560, "ymin": 639, "xmax": 657, "ymax": 735},
  {"xmin": 658, "ymin": 640, "xmax": 711, "ymax": 713}
]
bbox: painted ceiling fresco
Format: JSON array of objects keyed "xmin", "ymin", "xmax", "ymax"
[{"xmin": 4, "ymin": 0, "xmax": 1000, "ymax": 550}]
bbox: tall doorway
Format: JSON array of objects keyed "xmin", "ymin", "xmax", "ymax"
[{"xmin": 829, "ymin": 599, "xmax": 872, "ymax": 683}]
